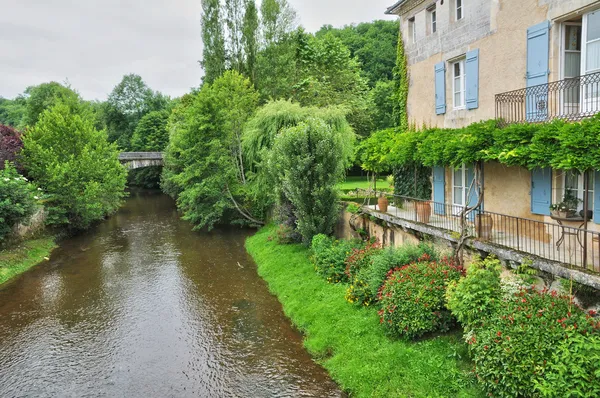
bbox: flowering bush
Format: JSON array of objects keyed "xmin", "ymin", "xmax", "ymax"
[
  {"xmin": 0, "ymin": 162, "xmax": 39, "ymax": 242},
  {"xmin": 0, "ymin": 124, "xmax": 23, "ymax": 170},
  {"xmin": 366, "ymin": 243, "xmax": 438, "ymax": 299},
  {"xmin": 469, "ymin": 287, "xmax": 600, "ymax": 398},
  {"xmin": 311, "ymin": 234, "xmax": 362, "ymax": 283},
  {"xmin": 378, "ymin": 256, "xmax": 463, "ymax": 339}
]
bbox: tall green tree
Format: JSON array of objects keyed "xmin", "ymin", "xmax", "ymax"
[
  {"xmin": 260, "ymin": 0, "xmax": 297, "ymax": 46},
  {"xmin": 0, "ymin": 97, "xmax": 26, "ymax": 128},
  {"xmin": 21, "ymin": 102, "xmax": 127, "ymax": 230},
  {"xmin": 242, "ymin": 0, "xmax": 259, "ymax": 81},
  {"xmin": 224, "ymin": 0, "xmax": 245, "ymax": 73},
  {"xmin": 201, "ymin": 0, "xmax": 226, "ymax": 84},
  {"xmin": 163, "ymin": 71, "xmax": 260, "ymax": 229}
]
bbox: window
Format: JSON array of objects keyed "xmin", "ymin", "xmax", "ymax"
[
  {"xmin": 456, "ymin": 0, "xmax": 463, "ymax": 20},
  {"xmin": 453, "ymin": 165, "xmax": 466, "ymax": 208},
  {"xmin": 452, "ymin": 59, "xmax": 466, "ymax": 109},
  {"xmin": 431, "ymin": 10, "xmax": 437, "ymax": 33},
  {"xmin": 563, "ymin": 170, "xmax": 594, "ymax": 211},
  {"xmin": 409, "ymin": 17, "xmax": 416, "ymax": 43},
  {"xmin": 582, "ymin": 10, "xmax": 600, "ymax": 112}
]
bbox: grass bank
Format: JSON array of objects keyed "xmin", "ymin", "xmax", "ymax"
[
  {"xmin": 0, "ymin": 237, "xmax": 56, "ymax": 286},
  {"xmin": 246, "ymin": 226, "xmax": 483, "ymax": 397}
]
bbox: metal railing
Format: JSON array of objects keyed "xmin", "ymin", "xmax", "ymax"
[
  {"xmin": 357, "ymin": 189, "xmax": 600, "ymax": 274},
  {"xmin": 495, "ymin": 71, "xmax": 600, "ymax": 125}
]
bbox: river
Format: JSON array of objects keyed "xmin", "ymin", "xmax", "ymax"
[{"xmin": 0, "ymin": 191, "xmax": 341, "ymax": 397}]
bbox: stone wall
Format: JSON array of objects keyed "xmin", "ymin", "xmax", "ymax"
[{"xmin": 12, "ymin": 207, "xmax": 47, "ymax": 240}]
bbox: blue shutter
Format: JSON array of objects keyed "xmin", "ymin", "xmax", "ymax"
[
  {"xmin": 465, "ymin": 49, "xmax": 479, "ymax": 110},
  {"xmin": 433, "ymin": 166, "xmax": 445, "ymax": 215},
  {"xmin": 531, "ymin": 167, "xmax": 552, "ymax": 216},
  {"xmin": 466, "ymin": 164, "xmax": 482, "ymax": 221},
  {"xmin": 526, "ymin": 21, "xmax": 550, "ymax": 121},
  {"xmin": 594, "ymin": 171, "xmax": 600, "ymax": 223},
  {"xmin": 435, "ymin": 62, "xmax": 446, "ymax": 115}
]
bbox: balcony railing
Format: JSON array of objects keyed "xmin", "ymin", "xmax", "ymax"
[
  {"xmin": 356, "ymin": 190, "xmax": 600, "ymax": 275},
  {"xmin": 495, "ymin": 71, "xmax": 600, "ymax": 125}
]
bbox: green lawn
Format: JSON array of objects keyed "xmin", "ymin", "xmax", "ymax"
[
  {"xmin": 246, "ymin": 226, "xmax": 483, "ymax": 398},
  {"xmin": 337, "ymin": 176, "xmax": 390, "ymax": 192},
  {"xmin": 0, "ymin": 237, "xmax": 56, "ymax": 286}
]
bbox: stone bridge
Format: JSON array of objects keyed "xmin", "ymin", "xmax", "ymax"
[{"xmin": 118, "ymin": 152, "xmax": 164, "ymax": 170}]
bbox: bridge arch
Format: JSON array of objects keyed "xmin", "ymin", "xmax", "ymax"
[{"xmin": 118, "ymin": 152, "xmax": 164, "ymax": 170}]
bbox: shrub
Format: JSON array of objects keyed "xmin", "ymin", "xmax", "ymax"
[
  {"xmin": 470, "ymin": 287, "xmax": 600, "ymax": 398},
  {"xmin": 378, "ymin": 256, "xmax": 463, "ymax": 339},
  {"xmin": 0, "ymin": 124, "xmax": 23, "ymax": 170},
  {"xmin": 311, "ymin": 234, "xmax": 362, "ymax": 283},
  {"xmin": 366, "ymin": 243, "xmax": 438, "ymax": 299},
  {"xmin": 446, "ymin": 256, "xmax": 502, "ymax": 330},
  {"xmin": 0, "ymin": 162, "xmax": 39, "ymax": 242},
  {"xmin": 344, "ymin": 241, "xmax": 382, "ymax": 306}
]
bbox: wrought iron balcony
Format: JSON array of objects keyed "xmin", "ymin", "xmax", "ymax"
[{"xmin": 496, "ymin": 71, "xmax": 600, "ymax": 125}]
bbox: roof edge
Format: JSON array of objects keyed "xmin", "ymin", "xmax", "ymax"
[{"xmin": 385, "ymin": 0, "xmax": 406, "ymax": 15}]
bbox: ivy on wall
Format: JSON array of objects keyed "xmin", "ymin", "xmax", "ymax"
[
  {"xmin": 394, "ymin": 164, "xmax": 432, "ymax": 199},
  {"xmin": 391, "ymin": 29, "xmax": 408, "ymax": 132},
  {"xmin": 379, "ymin": 114, "xmax": 600, "ymax": 171}
]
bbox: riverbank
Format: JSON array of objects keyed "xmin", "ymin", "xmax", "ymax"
[
  {"xmin": 0, "ymin": 237, "xmax": 56, "ymax": 286},
  {"xmin": 246, "ymin": 226, "xmax": 483, "ymax": 398}
]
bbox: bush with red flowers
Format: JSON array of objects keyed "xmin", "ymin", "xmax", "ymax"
[
  {"xmin": 378, "ymin": 256, "xmax": 463, "ymax": 339},
  {"xmin": 0, "ymin": 124, "xmax": 23, "ymax": 170},
  {"xmin": 469, "ymin": 287, "xmax": 600, "ymax": 398}
]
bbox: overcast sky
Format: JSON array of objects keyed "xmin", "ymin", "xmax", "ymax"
[{"xmin": 0, "ymin": 1, "xmax": 397, "ymax": 101}]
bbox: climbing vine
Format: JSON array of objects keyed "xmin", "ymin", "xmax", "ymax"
[{"xmin": 392, "ymin": 29, "xmax": 409, "ymax": 131}]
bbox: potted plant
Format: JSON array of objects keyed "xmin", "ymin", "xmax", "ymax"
[
  {"xmin": 378, "ymin": 193, "xmax": 389, "ymax": 213},
  {"xmin": 550, "ymin": 192, "xmax": 581, "ymax": 218}
]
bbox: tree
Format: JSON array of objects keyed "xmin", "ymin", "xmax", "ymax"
[
  {"xmin": 0, "ymin": 97, "xmax": 26, "ymax": 128},
  {"xmin": 201, "ymin": 0, "xmax": 226, "ymax": 84},
  {"xmin": 22, "ymin": 82, "xmax": 82, "ymax": 127},
  {"xmin": 371, "ymin": 79, "xmax": 395, "ymax": 131},
  {"xmin": 21, "ymin": 103, "xmax": 127, "ymax": 230},
  {"xmin": 0, "ymin": 162, "xmax": 38, "ymax": 242},
  {"xmin": 129, "ymin": 110, "xmax": 170, "ymax": 188},
  {"xmin": 0, "ymin": 125, "xmax": 23, "ymax": 170},
  {"xmin": 242, "ymin": 0, "xmax": 259, "ymax": 81},
  {"xmin": 162, "ymin": 71, "xmax": 260, "ymax": 229},
  {"xmin": 260, "ymin": 0, "xmax": 297, "ymax": 46},
  {"xmin": 268, "ymin": 117, "xmax": 354, "ymax": 244},
  {"xmin": 224, "ymin": 0, "xmax": 245, "ymax": 73}
]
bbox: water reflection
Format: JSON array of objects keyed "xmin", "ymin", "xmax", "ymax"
[{"xmin": 0, "ymin": 191, "xmax": 341, "ymax": 397}]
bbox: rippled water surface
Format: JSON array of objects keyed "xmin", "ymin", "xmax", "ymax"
[{"xmin": 0, "ymin": 191, "xmax": 341, "ymax": 397}]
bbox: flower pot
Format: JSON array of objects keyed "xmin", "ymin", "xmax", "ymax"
[
  {"xmin": 579, "ymin": 209, "xmax": 593, "ymax": 220},
  {"xmin": 377, "ymin": 196, "xmax": 389, "ymax": 213},
  {"xmin": 558, "ymin": 210, "xmax": 569, "ymax": 219},
  {"xmin": 476, "ymin": 214, "xmax": 494, "ymax": 240},
  {"xmin": 415, "ymin": 201, "xmax": 431, "ymax": 223}
]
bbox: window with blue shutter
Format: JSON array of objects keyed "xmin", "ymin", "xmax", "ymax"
[
  {"xmin": 435, "ymin": 62, "xmax": 446, "ymax": 115},
  {"xmin": 465, "ymin": 49, "xmax": 479, "ymax": 110},
  {"xmin": 466, "ymin": 164, "xmax": 483, "ymax": 221},
  {"xmin": 531, "ymin": 168, "xmax": 552, "ymax": 216},
  {"xmin": 526, "ymin": 21, "xmax": 550, "ymax": 121},
  {"xmin": 433, "ymin": 166, "xmax": 445, "ymax": 215}
]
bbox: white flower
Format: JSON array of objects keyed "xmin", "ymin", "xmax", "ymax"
[
  {"xmin": 37, "ymin": 188, "xmax": 42, "ymax": 191},
  {"xmin": 3, "ymin": 178, "xmax": 9, "ymax": 182},
  {"xmin": 34, "ymin": 196, "xmax": 39, "ymax": 200},
  {"xmin": 22, "ymin": 177, "xmax": 28, "ymax": 181}
]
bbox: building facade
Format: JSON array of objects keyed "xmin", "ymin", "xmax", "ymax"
[{"xmin": 380, "ymin": 0, "xmax": 600, "ymax": 282}]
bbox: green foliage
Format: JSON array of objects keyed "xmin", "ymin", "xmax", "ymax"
[
  {"xmin": 0, "ymin": 96, "xmax": 27, "ymax": 128},
  {"xmin": 393, "ymin": 164, "xmax": 432, "ymax": 200},
  {"xmin": 392, "ymin": 28, "xmax": 408, "ymax": 131},
  {"xmin": 535, "ymin": 329, "xmax": 600, "ymax": 398},
  {"xmin": 130, "ymin": 110, "xmax": 169, "ymax": 152},
  {"xmin": 21, "ymin": 103, "xmax": 127, "ymax": 230},
  {"xmin": 446, "ymin": 256, "xmax": 502, "ymax": 330},
  {"xmin": 346, "ymin": 203, "xmax": 361, "ymax": 214},
  {"xmin": 201, "ymin": 0, "xmax": 226, "ymax": 84},
  {"xmin": 469, "ymin": 288, "xmax": 600, "ymax": 398},
  {"xmin": 310, "ymin": 234, "xmax": 362, "ymax": 284},
  {"xmin": 378, "ymin": 257, "xmax": 463, "ymax": 339},
  {"xmin": 0, "ymin": 162, "xmax": 39, "ymax": 242},
  {"xmin": 345, "ymin": 242, "xmax": 382, "ymax": 306},
  {"xmin": 247, "ymin": 226, "xmax": 483, "ymax": 397},
  {"xmin": 22, "ymin": 82, "xmax": 82, "ymax": 127},
  {"xmin": 370, "ymin": 79, "xmax": 396, "ymax": 131},
  {"xmin": 260, "ymin": 0, "xmax": 297, "ymax": 46},
  {"xmin": 316, "ymin": 20, "xmax": 400, "ymax": 87},
  {"xmin": 162, "ymin": 71, "xmax": 260, "ymax": 230},
  {"xmin": 378, "ymin": 114, "xmax": 600, "ymax": 171},
  {"xmin": 269, "ymin": 118, "xmax": 354, "ymax": 244},
  {"xmin": 0, "ymin": 237, "xmax": 56, "ymax": 286},
  {"xmin": 365, "ymin": 243, "xmax": 438, "ymax": 299}
]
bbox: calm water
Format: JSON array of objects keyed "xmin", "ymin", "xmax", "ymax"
[{"xmin": 0, "ymin": 191, "xmax": 341, "ymax": 397}]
